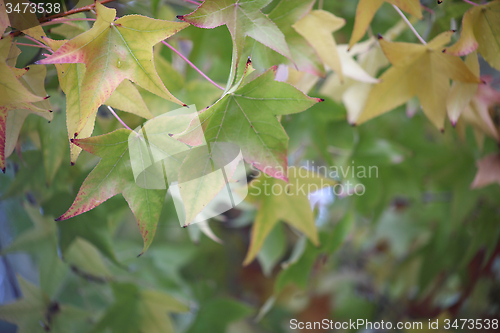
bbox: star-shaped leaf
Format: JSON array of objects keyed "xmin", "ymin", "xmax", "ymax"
[
  {"xmin": 242, "ymin": 167, "xmax": 335, "ymax": 265},
  {"xmin": 57, "ymin": 129, "xmax": 166, "ymax": 254},
  {"xmin": 45, "ymin": 37, "xmax": 154, "ymax": 164},
  {"xmin": 179, "ymin": 64, "xmax": 320, "ymax": 181},
  {"xmin": 471, "ymin": 154, "xmax": 500, "ymax": 189},
  {"xmin": 356, "ymin": 32, "xmax": 481, "ymax": 130},
  {"xmin": 1, "ymin": 205, "xmax": 68, "ymax": 296},
  {"xmin": 349, "ymin": 0, "xmax": 423, "ymax": 48},
  {"xmin": 444, "ymin": 0, "xmax": 500, "ymax": 71},
  {"xmin": 293, "ymin": 10, "xmax": 346, "ymax": 80},
  {"xmin": 37, "ymin": 2, "xmax": 188, "ymax": 136},
  {"xmin": 446, "ymin": 51, "xmax": 480, "ymax": 125},
  {"xmin": 178, "ymin": 0, "xmax": 292, "ymax": 87}
]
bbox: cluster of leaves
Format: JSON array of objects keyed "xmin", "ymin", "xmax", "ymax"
[{"xmin": 0, "ymin": 0, "xmax": 500, "ymax": 332}]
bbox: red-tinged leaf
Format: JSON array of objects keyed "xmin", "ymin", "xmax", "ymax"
[
  {"xmin": 37, "ymin": 2, "xmax": 188, "ymax": 135},
  {"xmin": 471, "ymin": 154, "xmax": 500, "ymax": 189},
  {"xmin": 57, "ymin": 129, "xmax": 166, "ymax": 254},
  {"xmin": 444, "ymin": 0, "xmax": 500, "ymax": 70}
]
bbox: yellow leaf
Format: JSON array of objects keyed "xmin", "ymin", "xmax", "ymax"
[
  {"xmin": 293, "ymin": 10, "xmax": 345, "ymax": 80},
  {"xmin": 349, "ymin": 0, "xmax": 422, "ymax": 48},
  {"xmin": 357, "ymin": 32, "xmax": 481, "ymax": 130}
]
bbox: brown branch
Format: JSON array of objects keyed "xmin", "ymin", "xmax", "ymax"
[{"xmin": 38, "ymin": 0, "xmax": 116, "ymax": 23}]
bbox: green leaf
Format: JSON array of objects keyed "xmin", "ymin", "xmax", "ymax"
[
  {"xmin": 178, "ymin": 0, "xmax": 292, "ymax": 87},
  {"xmin": 90, "ymin": 282, "xmax": 189, "ymax": 333},
  {"xmin": 243, "ymin": 167, "xmax": 335, "ymax": 265},
  {"xmin": 186, "ymin": 298, "xmax": 252, "ymax": 333}
]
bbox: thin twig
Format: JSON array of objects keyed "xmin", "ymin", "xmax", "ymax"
[
  {"xmin": 20, "ymin": 35, "xmax": 53, "ymax": 53},
  {"xmin": 463, "ymin": 0, "xmax": 479, "ymax": 5},
  {"xmin": 392, "ymin": 4, "xmax": 426, "ymax": 45},
  {"xmin": 38, "ymin": 0, "xmax": 116, "ymax": 23},
  {"xmin": 107, "ymin": 106, "xmax": 133, "ymax": 131},
  {"xmin": 14, "ymin": 42, "xmax": 52, "ymax": 50},
  {"xmin": 183, "ymin": 0, "xmax": 202, "ymax": 5},
  {"xmin": 162, "ymin": 40, "xmax": 224, "ymax": 90}
]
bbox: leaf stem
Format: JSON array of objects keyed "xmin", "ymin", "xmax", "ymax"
[
  {"xmin": 162, "ymin": 40, "xmax": 225, "ymax": 90},
  {"xmin": 391, "ymin": 4, "xmax": 426, "ymax": 45},
  {"xmin": 40, "ymin": 18, "xmax": 96, "ymax": 27},
  {"xmin": 107, "ymin": 106, "xmax": 133, "ymax": 131},
  {"xmin": 462, "ymin": 0, "xmax": 479, "ymax": 5},
  {"xmin": 183, "ymin": 0, "xmax": 202, "ymax": 5},
  {"xmin": 20, "ymin": 35, "xmax": 53, "ymax": 53}
]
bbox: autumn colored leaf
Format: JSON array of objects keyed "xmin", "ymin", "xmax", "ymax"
[
  {"xmin": 180, "ymin": 64, "xmax": 320, "ymax": 181},
  {"xmin": 293, "ymin": 10, "xmax": 345, "ymax": 80},
  {"xmin": 0, "ymin": 276, "xmax": 88, "ymax": 333},
  {"xmin": 0, "ymin": 36, "xmax": 51, "ymax": 172},
  {"xmin": 456, "ymin": 75, "xmax": 500, "ymax": 147},
  {"xmin": 45, "ymin": 37, "xmax": 153, "ymax": 164},
  {"xmin": 349, "ymin": 0, "xmax": 422, "ymax": 48},
  {"xmin": 356, "ymin": 32, "xmax": 481, "ymax": 130},
  {"xmin": 90, "ymin": 283, "xmax": 188, "ymax": 333},
  {"xmin": 471, "ymin": 154, "xmax": 500, "ymax": 189},
  {"xmin": 242, "ymin": 167, "xmax": 335, "ymax": 265},
  {"xmin": 37, "ymin": 2, "xmax": 188, "ymax": 136},
  {"xmin": 444, "ymin": 0, "xmax": 500, "ymax": 71},
  {"xmin": 178, "ymin": 0, "xmax": 292, "ymax": 87},
  {"xmin": 57, "ymin": 129, "xmax": 166, "ymax": 254}
]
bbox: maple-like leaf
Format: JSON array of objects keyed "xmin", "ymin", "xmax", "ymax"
[
  {"xmin": 1, "ymin": 205, "xmax": 67, "ymax": 296},
  {"xmin": 349, "ymin": 0, "xmax": 423, "ymax": 48},
  {"xmin": 180, "ymin": 64, "xmax": 320, "ymax": 181},
  {"xmin": 57, "ymin": 129, "xmax": 166, "ymax": 254},
  {"xmin": 90, "ymin": 283, "xmax": 188, "ymax": 333},
  {"xmin": 444, "ymin": 0, "xmax": 500, "ymax": 71},
  {"xmin": 0, "ymin": 276, "xmax": 88, "ymax": 333},
  {"xmin": 471, "ymin": 154, "xmax": 500, "ymax": 189},
  {"xmin": 250, "ymin": 0, "xmax": 324, "ymax": 76},
  {"xmin": 45, "ymin": 37, "xmax": 154, "ymax": 163},
  {"xmin": 37, "ymin": 2, "xmax": 188, "ymax": 136},
  {"xmin": 242, "ymin": 167, "xmax": 335, "ymax": 265},
  {"xmin": 178, "ymin": 0, "xmax": 292, "ymax": 87},
  {"xmin": 0, "ymin": 35, "xmax": 51, "ymax": 172},
  {"xmin": 293, "ymin": 10, "xmax": 345, "ymax": 80},
  {"xmin": 356, "ymin": 32, "xmax": 481, "ymax": 130}
]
